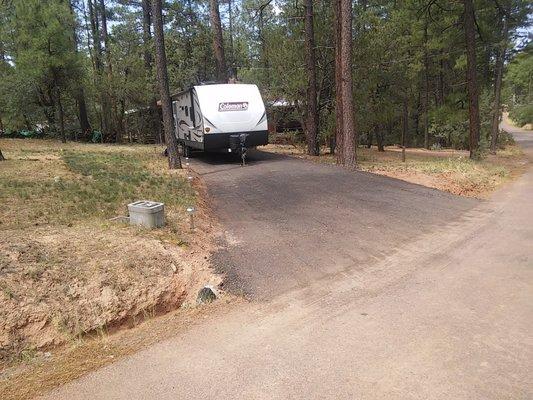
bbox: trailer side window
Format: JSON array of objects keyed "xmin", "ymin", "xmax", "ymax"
[{"xmin": 184, "ymin": 106, "xmax": 189, "ymax": 117}]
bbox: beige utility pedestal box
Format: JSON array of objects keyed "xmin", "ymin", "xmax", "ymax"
[{"xmin": 128, "ymin": 201, "xmax": 165, "ymax": 228}]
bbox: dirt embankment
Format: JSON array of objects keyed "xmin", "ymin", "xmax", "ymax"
[
  {"xmin": 0, "ymin": 140, "xmax": 222, "ymax": 364},
  {"xmin": 0, "ymin": 226, "xmax": 219, "ymax": 360}
]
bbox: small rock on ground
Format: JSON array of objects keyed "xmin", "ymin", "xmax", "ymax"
[{"xmin": 197, "ymin": 286, "xmax": 217, "ymax": 304}]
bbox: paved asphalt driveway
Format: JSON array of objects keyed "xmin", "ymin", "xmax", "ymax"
[{"xmin": 192, "ymin": 150, "xmax": 478, "ymax": 298}]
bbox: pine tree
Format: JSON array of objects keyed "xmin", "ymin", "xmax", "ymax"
[
  {"xmin": 490, "ymin": 9, "xmax": 509, "ymax": 153},
  {"xmin": 304, "ymin": 0, "xmax": 319, "ymax": 156},
  {"xmin": 463, "ymin": 0, "xmax": 481, "ymax": 159},
  {"xmin": 209, "ymin": 0, "xmax": 228, "ymax": 82},
  {"xmin": 152, "ymin": 0, "xmax": 181, "ymax": 169},
  {"xmin": 338, "ymin": 0, "xmax": 356, "ymax": 167},
  {"xmin": 141, "ymin": 0, "xmax": 163, "ymax": 143}
]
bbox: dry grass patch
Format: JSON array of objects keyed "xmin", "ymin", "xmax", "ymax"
[
  {"xmin": 263, "ymin": 143, "xmax": 527, "ymax": 198},
  {"xmin": 0, "ymin": 140, "xmax": 192, "ymax": 229}
]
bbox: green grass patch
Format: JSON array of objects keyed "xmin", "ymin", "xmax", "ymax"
[{"xmin": 0, "ymin": 148, "xmax": 194, "ymax": 227}]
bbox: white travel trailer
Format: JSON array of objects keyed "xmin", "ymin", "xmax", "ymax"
[{"xmin": 171, "ymin": 83, "xmax": 268, "ymax": 157}]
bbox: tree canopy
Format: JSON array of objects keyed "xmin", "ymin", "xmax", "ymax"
[{"xmin": 0, "ymin": 0, "xmax": 531, "ymax": 157}]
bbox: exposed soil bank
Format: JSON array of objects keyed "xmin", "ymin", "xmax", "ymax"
[
  {"xmin": 0, "ymin": 225, "xmax": 219, "ymax": 361},
  {"xmin": 0, "ymin": 139, "xmax": 221, "ymax": 363}
]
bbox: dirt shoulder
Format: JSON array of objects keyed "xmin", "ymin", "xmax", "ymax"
[
  {"xmin": 263, "ymin": 142, "xmax": 527, "ymax": 198},
  {"xmin": 0, "ymin": 298, "xmax": 242, "ymax": 400},
  {"xmin": 0, "ymin": 139, "xmax": 223, "ymax": 371}
]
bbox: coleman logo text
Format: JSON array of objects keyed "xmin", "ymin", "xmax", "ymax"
[{"xmin": 218, "ymin": 102, "xmax": 249, "ymax": 112}]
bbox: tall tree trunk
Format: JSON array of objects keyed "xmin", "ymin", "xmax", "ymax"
[
  {"xmin": 463, "ymin": 0, "xmax": 481, "ymax": 159},
  {"xmin": 375, "ymin": 124, "xmax": 384, "ymax": 152},
  {"xmin": 141, "ymin": 0, "xmax": 153, "ymax": 69},
  {"xmin": 142, "ymin": 0, "xmax": 163, "ymax": 143},
  {"xmin": 37, "ymin": 86, "xmax": 56, "ymax": 130},
  {"xmin": 414, "ymin": 91, "xmax": 420, "ymax": 140},
  {"xmin": 438, "ymin": 52, "xmax": 445, "ymax": 106},
  {"xmin": 482, "ymin": 45, "xmax": 491, "ymax": 85},
  {"xmin": 186, "ymin": 0, "xmax": 199, "ymax": 81},
  {"xmin": 185, "ymin": 0, "xmax": 194, "ymax": 59},
  {"xmin": 0, "ymin": 45, "xmax": 4, "ymax": 138},
  {"xmin": 118, "ymin": 95, "xmax": 126, "ymax": 140},
  {"xmin": 98, "ymin": 0, "xmax": 121, "ymax": 143},
  {"xmin": 22, "ymin": 115, "xmax": 32, "ymax": 131},
  {"xmin": 88, "ymin": 0, "xmax": 102, "ymax": 91},
  {"xmin": 98, "ymin": 0, "xmax": 110, "ymax": 58},
  {"xmin": 490, "ymin": 14, "xmax": 509, "ymax": 154},
  {"xmin": 333, "ymin": 0, "xmax": 343, "ymax": 162},
  {"xmin": 83, "ymin": 0, "xmax": 102, "ymax": 136},
  {"xmin": 228, "ymin": 0, "xmax": 235, "ymax": 79},
  {"xmin": 402, "ymin": 96, "xmax": 408, "ymax": 162},
  {"xmin": 340, "ymin": 0, "xmax": 356, "ymax": 168},
  {"xmin": 76, "ymin": 92, "xmax": 91, "ymax": 140},
  {"xmin": 69, "ymin": 0, "xmax": 92, "ymax": 139},
  {"xmin": 88, "ymin": 0, "xmax": 109, "ymax": 139},
  {"xmin": 56, "ymin": 87, "xmax": 66, "ymax": 143},
  {"xmin": 152, "ymin": 0, "xmax": 181, "ymax": 169},
  {"xmin": 366, "ymin": 132, "xmax": 372, "ymax": 148},
  {"xmin": 423, "ymin": 21, "xmax": 430, "ymax": 149},
  {"xmin": 209, "ymin": 0, "xmax": 227, "ymax": 82},
  {"xmin": 304, "ymin": 0, "xmax": 319, "ymax": 156},
  {"xmin": 258, "ymin": 7, "xmax": 269, "ymax": 79}
]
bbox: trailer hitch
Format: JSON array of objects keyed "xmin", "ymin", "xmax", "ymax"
[
  {"xmin": 239, "ymin": 133, "xmax": 248, "ymax": 166},
  {"xmin": 230, "ymin": 133, "xmax": 249, "ymax": 166}
]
